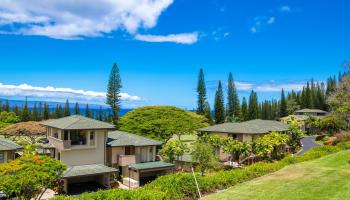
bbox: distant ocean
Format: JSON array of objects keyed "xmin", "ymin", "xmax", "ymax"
[{"xmin": 0, "ymin": 99, "xmax": 133, "ymax": 116}]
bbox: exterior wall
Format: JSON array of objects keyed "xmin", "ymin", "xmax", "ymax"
[
  {"xmin": 59, "ymin": 130, "xmax": 106, "ymax": 166},
  {"xmin": 0, "ymin": 150, "xmax": 15, "ymax": 164},
  {"xmin": 111, "ymin": 146, "xmax": 124, "ymax": 164}
]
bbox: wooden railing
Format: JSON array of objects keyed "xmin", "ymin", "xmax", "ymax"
[{"xmin": 48, "ymin": 137, "xmax": 71, "ymax": 150}]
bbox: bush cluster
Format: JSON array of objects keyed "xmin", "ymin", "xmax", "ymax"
[{"xmin": 54, "ymin": 142, "xmax": 350, "ymax": 200}]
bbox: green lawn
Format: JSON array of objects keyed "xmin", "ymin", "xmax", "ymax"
[{"xmin": 204, "ymin": 150, "xmax": 350, "ymax": 200}]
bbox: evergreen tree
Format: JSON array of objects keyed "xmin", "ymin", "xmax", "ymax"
[
  {"xmin": 226, "ymin": 72, "xmax": 240, "ymax": 120},
  {"xmin": 0, "ymin": 100, "xmax": 2, "ymax": 112},
  {"xmin": 248, "ymin": 91, "xmax": 259, "ymax": 120},
  {"xmin": 98, "ymin": 106, "xmax": 103, "ymax": 121},
  {"xmin": 214, "ymin": 81, "xmax": 225, "ymax": 124},
  {"xmin": 85, "ymin": 104, "xmax": 92, "ymax": 118},
  {"xmin": 241, "ymin": 97, "xmax": 248, "ymax": 121},
  {"xmin": 43, "ymin": 103, "xmax": 50, "ymax": 120},
  {"xmin": 13, "ymin": 105, "xmax": 20, "ymax": 116},
  {"xmin": 3, "ymin": 99, "xmax": 10, "ymax": 112},
  {"xmin": 279, "ymin": 89, "xmax": 288, "ymax": 117},
  {"xmin": 196, "ymin": 68, "xmax": 207, "ymax": 115},
  {"xmin": 21, "ymin": 98, "xmax": 30, "ymax": 122},
  {"xmin": 74, "ymin": 102, "xmax": 80, "ymax": 115},
  {"xmin": 204, "ymin": 101, "xmax": 212, "ymax": 124},
  {"xmin": 38, "ymin": 102, "xmax": 43, "ymax": 120},
  {"xmin": 32, "ymin": 103, "xmax": 39, "ymax": 121},
  {"xmin": 64, "ymin": 99, "xmax": 70, "ymax": 116},
  {"xmin": 106, "ymin": 63, "xmax": 122, "ymax": 123}
]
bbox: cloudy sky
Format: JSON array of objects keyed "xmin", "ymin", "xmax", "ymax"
[{"xmin": 0, "ymin": 0, "xmax": 349, "ymax": 108}]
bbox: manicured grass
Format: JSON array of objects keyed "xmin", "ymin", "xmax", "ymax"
[{"xmin": 204, "ymin": 150, "xmax": 350, "ymax": 200}]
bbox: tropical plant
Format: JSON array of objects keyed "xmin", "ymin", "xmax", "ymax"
[
  {"xmin": 223, "ymin": 139, "xmax": 251, "ymax": 163},
  {"xmin": 191, "ymin": 142, "xmax": 218, "ymax": 176},
  {"xmin": 159, "ymin": 138, "xmax": 188, "ymax": 163},
  {"xmin": 253, "ymin": 132, "xmax": 289, "ymax": 160}
]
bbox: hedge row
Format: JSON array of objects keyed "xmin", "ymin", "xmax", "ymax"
[{"xmin": 54, "ymin": 142, "xmax": 350, "ymax": 200}]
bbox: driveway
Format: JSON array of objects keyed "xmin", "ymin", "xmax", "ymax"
[{"xmin": 295, "ymin": 136, "xmax": 321, "ymax": 156}]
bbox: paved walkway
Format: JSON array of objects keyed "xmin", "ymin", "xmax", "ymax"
[{"xmin": 295, "ymin": 136, "xmax": 321, "ymax": 156}]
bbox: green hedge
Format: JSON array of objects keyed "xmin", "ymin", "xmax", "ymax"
[{"xmin": 54, "ymin": 142, "xmax": 350, "ymax": 200}]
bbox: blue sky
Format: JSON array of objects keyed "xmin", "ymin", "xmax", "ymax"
[{"xmin": 0, "ymin": 0, "xmax": 349, "ymax": 109}]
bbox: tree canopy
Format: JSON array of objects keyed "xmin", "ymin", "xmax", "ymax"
[{"xmin": 119, "ymin": 106, "xmax": 208, "ymax": 141}]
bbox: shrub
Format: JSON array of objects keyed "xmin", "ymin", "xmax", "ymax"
[{"xmin": 332, "ymin": 133, "xmax": 350, "ymax": 145}]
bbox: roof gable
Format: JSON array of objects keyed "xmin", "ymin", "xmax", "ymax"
[
  {"xmin": 40, "ymin": 115, "xmax": 115, "ymax": 130},
  {"xmin": 197, "ymin": 119, "xmax": 289, "ymax": 134},
  {"xmin": 107, "ymin": 130, "xmax": 162, "ymax": 147},
  {"xmin": 295, "ymin": 109, "xmax": 328, "ymax": 114},
  {"xmin": 0, "ymin": 137, "xmax": 22, "ymax": 151}
]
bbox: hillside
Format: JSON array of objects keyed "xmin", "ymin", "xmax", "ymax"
[{"xmin": 204, "ymin": 150, "xmax": 350, "ymax": 200}]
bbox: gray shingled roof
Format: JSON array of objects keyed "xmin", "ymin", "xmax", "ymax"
[
  {"xmin": 295, "ymin": 109, "xmax": 328, "ymax": 114},
  {"xmin": 107, "ymin": 131, "xmax": 162, "ymax": 147},
  {"xmin": 197, "ymin": 119, "xmax": 289, "ymax": 134},
  {"xmin": 40, "ymin": 115, "xmax": 115, "ymax": 130},
  {"xmin": 0, "ymin": 138, "xmax": 22, "ymax": 151},
  {"xmin": 129, "ymin": 161, "xmax": 174, "ymax": 170},
  {"xmin": 61, "ymin": 164, "xmax": 118, "ymax": 178}
]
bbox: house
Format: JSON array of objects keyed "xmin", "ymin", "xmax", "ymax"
[
  {"xmin": 40, "ymin": 115, "xmax": 118, "ymax": 194},
  {"xmin": 197, "ymin": 119, "xmax": 289, "ymax": 161},
  {"xmin": 0, "ymin": 137, "xmax": 22, "ymax": 164},
  {"xmin": 294, "ymin": 109, "xmax": 328, "ymax": 116},
  {"xmin": 281, "ymin": 109, "xmax": 328, "ymax": 131},
  {"xmin": 106, "ymin": 130, "xmax": 175, "ymax": 188}
]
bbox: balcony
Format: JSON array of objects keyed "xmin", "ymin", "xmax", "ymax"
[
  {"xmin": 118, "ymin": 155, "xmax": 136, "ymax": 166},
  {"xmin": 48, "ymin": 137, "xmax": 71, "ymax": 150}
]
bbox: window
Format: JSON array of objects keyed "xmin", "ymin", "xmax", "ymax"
[
  {"xmin": 70, "ymin": 130, "xmax": 87, "ymax": 145},
  {"xmin": 0, "ymin": 152, "xmax": 4, "ymax": 163},
  {"xmin": 90, "ymin": 132, "xmax": 95, "ymax": 146}
]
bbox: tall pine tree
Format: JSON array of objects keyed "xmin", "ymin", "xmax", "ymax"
[
  {"xmin": 64, "ymin": 99, "xmax": 70, "ymax": 116},
  {"xmin": 226, "ymin": 72, "xmax": 240, "ymax": 120},
  {"xmin": 106, "ymin": 63, "xmax": 122, "ymax": 123},
  {"xmin": 74, "ymin": 102, "xmax": 80, "ymax": 115},
  {"xmin": 248, "ymin": 91, "xmax": 259, "ymax": 120},
  {"xmin": 85, "ymin": 104, "xmax": 92, "ymax": 118},
  {"xmin": 279, "ymin": 89, "xmax": 288, "ymax": 117},
  {"xmin": 196, "ymin": 68, "xmax": 207, "ymax": 115},
  {"xmin": 214, "ymin": 81, "xmax": 225, "ymax": 124},
  {"xmin": 43, "ymin": 102, "xmax": 50, "ymax": 120},
  {"xmin": 241, "ymin": 97, "xmax": 248, "ymax": 121},
  {"xmin": 21, "ymin": 98, "xmax": 30, "ymax": 122}
]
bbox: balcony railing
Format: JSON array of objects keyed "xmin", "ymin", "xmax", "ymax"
[
  {"xmin": 118, "ymin": 155, "xmax": 136, "ymax": 166},
  {"xmin": 48, "ymin": 137, "xmax": 71, "ymax": 150}
]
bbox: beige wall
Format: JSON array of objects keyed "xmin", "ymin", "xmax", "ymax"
[
  {"xmin": 110, "ymin": 145, "xmax": 157, "ymax": 166},
  {"xmin": 59, "ymin": 130, "xmax": 106, "ymax": 166}
]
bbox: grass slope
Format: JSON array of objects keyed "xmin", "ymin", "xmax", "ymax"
[{"xmin": 204, "ymin": 150, "xmax": 350, "ymax": 200}]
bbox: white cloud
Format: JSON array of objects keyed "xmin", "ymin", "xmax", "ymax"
[
  {"xmin": 251, "ymin": 27, "xmax": 257, "ymax": 33},
  {"xmin": 255, "ymin": 83, "xmax": 304, "ymax": 92},
  {"xmin": 236, "ymin": 81, "xmax": 254, "ymax": 91},
  {"xmin": 135, "ymin": 32, "xmax": 198, "ymax": 44},
  {"xmin": 0, "ymin": 0, "xmax": 174, "ymax": 40},
  {"xmin": 280, "ymin": 6, "xmax": 291, "ymax": 12},
  {"xmin": 267, "ymin": 17, "xmax": 275, "ymax": 24},
  {"xmin": 0, "ymin": 83, "xmax": 142, "ymax": 104}
]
